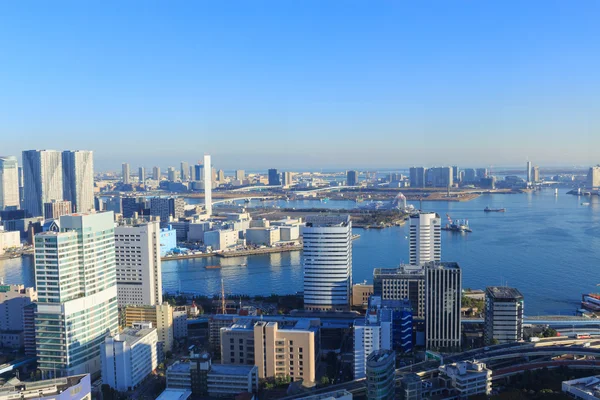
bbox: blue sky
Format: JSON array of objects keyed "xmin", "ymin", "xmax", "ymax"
[{"xmin": 0, "ymin": 1, "xmax": 598, "ymax": 171}]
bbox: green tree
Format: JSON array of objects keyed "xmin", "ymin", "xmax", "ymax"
[{"xmin": 320, "ymin": 376, "xmax": 330, "ymax": 385}]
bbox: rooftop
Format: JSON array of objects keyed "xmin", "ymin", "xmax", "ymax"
[
  {"xmin": 156, "ymin": 388, "xmax": 192, "ymax": 400},
  {"xmin": 113, "ymin": 327, "xmax": 156, "ymax": 346},
  {"xmin": 374, "ymin": 264, "xmax": 425, "ymax": 277},
  {"xmin": 367, "ymin": 349, "xmax": 395, "ymax": 365},
  {"xmin": 0, "ymin": 374, "xmax": 89, "ymax": 396},
  {"xmin": 486, "ymin": 286, "xmax": 524, "ymax": 300},
  {"xmin": 210, "ymin": 364, "xmax": 256, "ymax": 376},
  {"xmin": 168, "ymin": 362, "xmax": 191, "ymax": 374},
  {"xmin": 305, "ymin": 215, "xmax": 350, "ymax": 227}
]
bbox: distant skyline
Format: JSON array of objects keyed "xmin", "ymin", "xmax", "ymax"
[{"xmin": 0, "ymin": 2, "xmax": 597, "ymax": 170}]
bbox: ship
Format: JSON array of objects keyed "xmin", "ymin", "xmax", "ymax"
[
  {"xmin": 442, "ymin": 214, "xmax": 472, "ymax": 233},
  {"xmin": 205, "ymin": 265, "xmax": 221, "ymax": 269},
  {"xmin": 581, "ymin": 294, "xmax": 600, "ymax": 311},
  {"xmin": 484, "ymin": 206, "xmax": 506, "ymax": 212}
]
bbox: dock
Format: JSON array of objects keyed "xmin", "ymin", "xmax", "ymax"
[{"xmin": 217, "ymin": 244, "xmax": 302, "ymax": 258}]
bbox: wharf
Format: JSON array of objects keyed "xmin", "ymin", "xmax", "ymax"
[
  {"xmin": 217, "ymin": 244, "xmax": 302, "ymax": 258},
  {"xmin": 161, "ymin": 252, "xmax": 212, "ymax": 261}
]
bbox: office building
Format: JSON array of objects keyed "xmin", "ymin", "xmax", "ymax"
[
  {"xmin": 181, "ymin": 162, "xmax": 189, "ymax": 181},
  {"xmin": 532, "ymin": 166, "xmax": 540, "ymax": 183},
  {"xmin": 138, "ymin": 166, "xmax": 145, "ymax": 183},
  {"xmin": 282, "ymin": 171, "xmax": 294, "ymax": 187},
  {"xmin": 484, "ymin": 286, "xmax": 524, "ymax": 345},
  {"xmin": 167, "ymin": 167, "xmax": 177, "ymax": 182},
  {"xmin": 475, "ymin": 168, "xmax": 488, "ymax": 179},
  {"xmin": 34, "ymin": 212, "xmax": 118, "ymax": 377},
  {"xmin": 121, "ymin": 197, "xmax": 145, "ymax": 218},
  {"xmin": 426, "ymin": 167, "xmax": 453, "ymax": 188},
  {"xmin": 204, "ymin": 155, "xmax": 213, "ymax": 216},
  {"xmin": 115, "ymin": 220, "xmax": 163, "ymax": 307},
  {"xmin": 409, "ymin": 212, "xmax": 441, "ymax": 265},
  {"xmin": 369, "ymin": 296, "xmax": 413, "ymax": 354},
  {"xmin": 0, "ymin": 156, "xmax": 20, "ymax": 210},
  {"xmin": 366, "ymin": 350, "xmax": 396, "ymax": 400},
  {"xmin": 463, "ymin": 168, "xmax": 476, "ymax": 183},
  {"xmin": 352, "ymin": 283, "xmax": 374, "ymax": 309},
  {"xmin": 346, "ymin": 170, "xmax": 358, "ymax": 186},
  {"xmin": 235, "ymin": 169, "xmax": 245, "ymax": 181},
  {"xmin": 220, "ymin": 318, "xmax": 320, "ymax": 385},
  {"xmin": 373, "ymin": 265, "xmax": 425, "ymax": 318},
  {"xmin": 268, "ymin": 168, "xmax": 280, "ymax": 186},
  {"xmin": 194, "ymin": 164, "xmax": 204, "ymax": 181},
  {"xmin": 0, "ymin": 284, "xmax": 37, "ymax": 349},
  {"xmin": 101, "ymin": 322, "xmax": 159, "ymax": 392},
  {"xmin": 217, "ymin": 169, "xmax": 225, "ymax": 182},
  {"xmin": 0, "ymin": 229, "xmax": 21, "ymax": 256},
  {"xmin": 526, "ymin": 161, "xmax": 532, "ymax": 184},
  {"xmin": 23, "ymin": 303, "xmax": 36, "ymax": 355},
  {"xmin": 190, "ymin": 352, "xmax": 258, "ymax": 397},
  {"xmin": 0, "ymin": 374, "xmax": 91, "ymax": 400},
  {"xmin": 438, "ymin": 361, "xmax": 491, "ymax": 397},
  {"xmin": 302, "ymin": 215, "xmax": 352, "ymax": 312},
  {"xmin": 588, "ymin": 166, "xmax": 600, "ymax": 189},
  {"xmin": 124, "ymin": 304, "xmax": 174, "ymax": 352},
  {"xmin": 451, "ymin": 166, "xmax": 460, "ymax": 183},
  {"xmin": 62, "ymin": 150, "xmax": 94, "ymax": 213},
  {"xmin": 22, "ymin": 150, "xmax": 63, "ymax": 217},
  {"xmin": 425, "ymin": 262, "xmax": 462, "ymax": 351},
  {"xmin": 409, "ymin": 167, "xmax": 426, "ymax": 188},
  {"xmin": 150, "ymin": 197, "xmax": 185, "ymax": 225},
  {"xmin": 43, "ymin": 200, "xmax": 72, "ymax": 219},
  {"xmin": 153, "ymin": 166, "xmax": 161, "ymax": 180},
  {"xmin": 122, "ymin": 163, "xmax": 130, "ymax": 184},
  {"xmin": 354, "ymin": 307, "xmax": 392, "ymax": 379},
  {"xmin": 167, "ymin": 361, "xmax": 192, "ymax": 389},
  {"xmin": 173, "ymin": 306, "xmax": 188, "ymax": 339}
]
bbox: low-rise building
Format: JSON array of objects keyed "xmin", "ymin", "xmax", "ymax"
[
  {"xmin": 0, "ymin": 283, "xmax": 37, "ymax": 349},
  {"xmin": 156, "ymin": 388, "xmax": 192, "ymax": 400},
  {"xmin": 562, "ymin": 375, "xmax": 600, "ymax": 400},
  {"xmin": 173, "ymin": 306, "xmax": 188, "ymax": 339},
  {"xmin": 438, "ymin": 360, "xmax": 491, "ymax": 398},
  {"xmin": 101, "ymin": 322, "xmax": 159, "ymax": 392},
  {"xmin": 204, "ymin": 229, "xmax": 239, "ymax": 251},
  {"xmin": 124, "ymin": 304, "xmax": 174, "ymax": 354},
  {"xmin": 352, "ymin": 283, "xmax": 374, "ymax": 309},
  {"xmin": 187, "ymin": 221, "xmax": 212, "ymax": 242},
  {"xmin": 0, "ymin": 374, "xmax": 91, "ymax": 400},
  {"xmin": 167, "ymin": 361, "xmax": 191, "ymax": 390},
  {"xmin": 245, "ymin": 227, "xmax": 280, "ymax": 246},
  {"xmin": 160, "ymin": 226, "xmax": 177, "ymax": 256},
  {"xmin": 300, "ymin": 390, "xmax": 353, "ymax": 400}
]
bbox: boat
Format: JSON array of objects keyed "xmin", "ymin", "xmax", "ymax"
[
  {"xmin": 442, "ymin": 214, "xmax": 472, "ymax": 233},
  {"xmin": 205, "ymin": 265, "xmax": 221, "ymax": 269},
  {"xmin": 582, "ymin": 202, "xmax": 590, "ymax": 206},
  {"xmin": 240, "ymin": 263, "xmax": 247, "ymax": 267},
  {"xmin": 484, "ymin": 206, "xmax": 506, "ymax": 212}
]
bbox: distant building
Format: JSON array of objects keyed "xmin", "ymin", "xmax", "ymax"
[
  {"xmin": 587, "ymin": 166, "xmax": 600, "ymax": 189},
  {"xmin": 122, "ymin": 162, "xmax": 131, "ymax": 184},
  {"xmin": 217, "ymin": 169, "xmax": 225, "ymax": 182},
  {"xmin": 101, "ymin": 322, "xmax": 159, "ymax": 392},
  {"xmin": 426, "ymin": 167, "xmax": 453, "ymax": 188},
  {"xmin": 353, "ymin": 307, "xmax": 392, "ymax": 379},
  {"xmin": 346, "ymin": 170, "xmax": 359, "ymax": 186},
  {"xmin": 153, "ymin": 166, "xmax": 161, "ymax": 180},
  {"xmin": 438, "ymin": 360, "xmax": 491, "ymax": 397},
  {"xmin": 204, "ymin": 155, "xmax": 213, "ymax": 216},
  {"xmin": 43, "ymin": 200, "xmax": 72, "ymax": 219},
  {"xmin": 526, "ymin": 161, "xmax": 532, "ymax": 184},
  {"xmin": 62, "ymin": 150, "xmax": 94, "ymax": 213},
  {"xmin": 0, "ymin": 230, "xmax": 21, "ymax": 256},
  {"xmin": 0, "ymin": 156, "xmax": 20, "ymax": 210},
  {"xmin": 115, "ymin": 220, "xmax": 163, "ymax": 306},
  {"xmin": 484, "ymin": 286, "xmax": 524, "ymax": 345},
  {"xmin": 366, "ymin": 350, "xmax": 396, "ymax": 400},
  {"xmin": 235, "ymin": 169, "xmax": 245, "ymax": 181},
  {"xmin": 22, "ymin": 150, "xmax": 63, "ymax": 217},
  {"xmin": 302, "ymin": 215, "xmax": 352, "ymax": 312},
  {"xmin": 0, "ymin": 374, "xmax": 91, "ymax": 400},
  {"xmin": 452, "ymin": 166, "xmax": 460, "ymax": 183},
  {"xmin": 463, "ymin": 168, "xmax": 476, "ymax": 183},
  {"xmin": 409, "ymin": 167, "xmax": 426, "ymax": 188},
  {"xmin": 139, "ymin": 166, "xmax": 145, "ymax": 183},
  {"xmin": 425, "ymin": 262, "xmax": 462, "ymax": 351},
  {"xmin": 167, "ymin": 167, "xmax": 178, "ymax": 182},
  {"xmin": 282, "ymin": 171, "xmax": 294, "ymax": 187},
  {"xmin": 268, "ymin": 168, "xmax": 280, "ymax": 185},
  {"xmin": 409, "ymin": 212, "xmax": 441, "ymax": 265},
  {"xmin": 124, "ymin": 304, "xmax": 174, "ymax": 353},
  {"xmin": 532, "ymin": 166, "xmax": 540, "ymax": 183},
  {"xmin": 160, "ymin": 225, "xmax": 177, "ymax": 256},
  {"xmin": 150, "ymin": 197, "xmax": 185, "ymax": 225},
  {"xmin": 181, "ymin": 162, "xmax": 189, "ymax": 181},
  {"xmin": 476, "ymin": 168, "xmax": 488, "ymax": 179}
]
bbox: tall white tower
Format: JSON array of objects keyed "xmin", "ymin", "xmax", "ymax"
[
  {"xmin": 0, "ymin": 156, "xmax": 20, "ymax": 210},
  {"xmin": 302, "ymin": 215, "xmax": 352, "ymax": 311},
  {"xmin": 34, "ymin": 212, "xmax": 118, "ymax": 377},
  {"xmin": 409, "ymin": 212, "xmax": 441, "ymax": 265},
  {"xmin": 22, "ymin": 150, "xmax": 63, "ymax": 217},
  {"xmin": 203, "ymin": 154, "xmax": 212, "ymax": 216},
  {"xmin": 62, "ymin": 150, "xmax": 94, "ymax": 213},
  {"xmin": 526, "ymin": 161, "xmax": 532, "ymax": 185}
]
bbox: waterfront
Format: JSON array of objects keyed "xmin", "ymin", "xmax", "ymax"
[{"xmin": 3, "ymin": 189, "xmax": 600, "ymax": 315}]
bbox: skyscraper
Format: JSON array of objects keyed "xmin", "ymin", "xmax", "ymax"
[
  {"xmin": 282, "ymin": 171, "xmax": 294, "ymax": 187},
  {"xmin": 194, "ymin": 164, "xmax": 204, "ymax": 181},
  {"xmin": 532, "ymin": 166, "xmax": 540, "ymax": 183},
  {"xmin": 484, "ymin": 287, "xmax": 524, "ymax": 345},
  {"xmin": 150, "ymin": 197, "xmax": 185, "ymax": 224},
  {"xmin": 122, "ymin": 163, "xmax": 130, "ymax": 184},
  {"xmin": 167, "ymin": 167, "xmax": 177, "ymax": 181},
  {"xmin": 22, "ymin": 150, "xmax": 63, "ymax": 217},
  {"xmin": 235, "ymin": 170, "xmax": 245, "ymax": 181},
  {"xmin": 425, "ymin": 262, "xmax": 462, "ymax": 351},
  {"xmin": 409, "ymin": 212, "xmax": 441, "ymax": 265},
  {"xmin": 139, "ymin": 166, "xmax": 145, "ymax": 183},
  {"xmin": 302, "ymin": 215, "xmax": 352, "ymax": 311},
  {"xmin": 180, "ymin": 162, "xmax": 189, "ymax": 181},
  {"xmin": 526, "ymin": 161, "xmax": 532, "ymax": 184},
  {"xmin": 409, "ymin": 167, "xmax": 426, "ymax": 188},
  {"xmin": 217, "ymin": 169, "xmax": 225, "ymax": 182},
  {"xmin": 34, "ymin": 212, "xmax": 118, "ymax": 377},
  {"xmin": 204, "ymin": 155, "xmax": 212, "ymax": 216},
  {"xmin": 268, "ymin": 169, "xmax": 280, "ymax": 186},
  {"xmin": 153, "ymin": 166, "xmax": 161, "ymax": 181},
  {"xmin": 62, "ymin": 150, "xmax": 94, "ymax": 213},
  {"xmin": 115, "ymin": 220, "xmax": 163, "ymax": 307},
  {"xmin": 354, "ymin": 307, "xmax": 392, "ymax": 379},
  {"xmin": 373, "ymin": 265, "xmax": 425, "ymax": 318},
  {"xmin": 426, "ymin": 167, "xmax": 453, "ymax": 188},
  {"xmin": 0, "ymin": 156, "xmax": 20, "ymax": 210},
  {"xmin": 346, "ymin": 170, "xmax": 358, "ymax": 186},
  {"xmin": 588, "ymin": 166, "xmax": 600, "ymax": 189}
]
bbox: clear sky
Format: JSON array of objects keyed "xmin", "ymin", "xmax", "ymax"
[{"xmin": 0, "ymin": 1, "xmax": 598, "ymax": 171}]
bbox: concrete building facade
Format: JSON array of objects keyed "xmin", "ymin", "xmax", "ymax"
[
  {"xmin": 425, "ymin": 262, "xmax": 462, "ymax": 351},
  {"xmin": 0, "ymin": 156, "xmax": 20, "ymax": 210},
  {"xmin": 409, "ymin": 212, "xmax": 441, "ymax": 265},
  {"xmin": 22, "ymin": 150, "xmax": 63, "ymax": 217},
  {"xmin": 62, "ymin": 150, "xmax": 94, "ymax": 213},
  {"xmin": 484, "ymin": 286, "xmax": 524, "ymax": 345},
  {"xmin": 124, "ymin": 304, "xmax": 174, "ymax": 352}
]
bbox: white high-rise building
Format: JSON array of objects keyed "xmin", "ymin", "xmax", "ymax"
[
  {"xmin": 302, "ymin": 215, "xmax": 352, "ymax": 311},
  {"xmin": 409, "ymin": 212, "xmax": 441, "ymax": 265},
  {"xmin": 203, "ymin": 155, "xmax": 212, "ymax": 216},
  {"xmin": 353, "ymin": 308, "xmax": 392, "ymax": 379},
  {"xmin": 122, "ymin": 163, "xmax": 130, "ymax": 184},
  {"xmin": 526, "ymin": 161, "xmax": 532, "ymax": 184},
  {"xmin": 22, "ymin": 150, "xmax": 63, "ymax": 217},
  {"xmin": 34, "ymin": 212, "xmax": 118, "ymax": 377},
  {"xmin": 0, "ymin": 156, "xmax": 20, "ymax": 210},
  {"xmin": 115, "ymin": 220, "xmax": 163, "ymax": 307},
  {"xmin": 62, "ymin": 150, "xmax": 94, "ymax": 213},
  {"xmin": 425, "ymin": 262, "xmax": 462, "ymax": 351}
]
